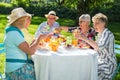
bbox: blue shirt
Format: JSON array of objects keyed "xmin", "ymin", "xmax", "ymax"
[
  {"xmin": 4, "ymin": 28, "xmax": 27, "ymax": 73},
  {"xmin": 34, "ymin": 21, "xmax": 60, "ymax": 38}
]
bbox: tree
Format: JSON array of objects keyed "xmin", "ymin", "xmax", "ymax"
[
  {"xmin": 11, "ymin": 0, "xmax": 30, "ymax": 7},
  {"xmin": 54, "ymin": 0, "xmax": 65, "ymax": 5},
  {"xmin": 73, "ymin": 0, "xmax": 113, "ymax": 25}
]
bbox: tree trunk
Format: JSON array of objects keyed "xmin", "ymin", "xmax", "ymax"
[{"xmin": 75, "ymin": 0, "xmax": 91, "ymax": 26}]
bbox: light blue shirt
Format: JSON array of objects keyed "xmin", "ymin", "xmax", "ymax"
[
  {"xmin": 34, "ymin": 21, "xmax": 60, "ymax": 38},
  {"xmin": 4, "ymin": 31, "xmax": 27, "ymax": 73}
]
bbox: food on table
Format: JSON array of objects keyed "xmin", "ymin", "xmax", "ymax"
[
  {"xmin": 65, "ymin": 36, "xmax": 72, "ymax": 48},
  {"xmin": 44, "ymin": 37, "xmax": 51, "ymax": 43},
  {"xmin": 78, "ymin": 40, "xmax": 90, "ymax": 49},
  {"xmin": 73, "ymin": 28, "xmax": 80, "ymax": 37},
  {"xmin": 49, "ymin": 39, "xmax": 59, "ymax": 52},
  {"xmin": 72, "ymin": 39, "xmax": 78, "ymax": 47}
]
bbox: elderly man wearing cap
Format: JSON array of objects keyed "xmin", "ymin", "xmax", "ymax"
[
  {"xmin": 34, "ymin": 11, "xmax": 60, "ymax": 38},
  {"xmin": 4, "ymin": 7, "xmax": 47, "ymax": 80}
]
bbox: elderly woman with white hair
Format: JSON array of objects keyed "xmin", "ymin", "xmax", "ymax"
[
  {"xmin": 4, "ymin": 7, "xmax": 47, "ymax": 80},
  {"xmin": 75, "ymin": 13, "xmax": 117, "ymax": 80},
  {"xmin": 73, "ymin": 14, "xmax": 95, "ymax": 48}
]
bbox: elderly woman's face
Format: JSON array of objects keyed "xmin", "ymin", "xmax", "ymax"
[
  {"xmin": 93, "ymin": 19, "xmax": 104, "ymax": 32},
  {"xmin": 47, "ymin": 15, "xmax": 56, "ymax": 23},
  {"xmin": 24, "ymin": 17, "xmax": 31, "ymax": 29},
  {"xmin": 79, "ymin": 19, "xmax": 89, "ymax": 29}
]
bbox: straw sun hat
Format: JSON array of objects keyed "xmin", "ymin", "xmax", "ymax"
[
  {"xmin": 7, "ymin": 7, "xmax": 32, "ymax": 25},
  {"xmin": 45, "ymin": 11, "xmax": 59, "ymax": 20}
]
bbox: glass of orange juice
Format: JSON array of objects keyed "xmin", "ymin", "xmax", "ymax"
[
  {"xmin": 72, "ymin": 39, "xmax": 78, "ymax": 47},
  {"xmin": 49, "ymin": 40, "xmax": 59, "ymax": 52}
]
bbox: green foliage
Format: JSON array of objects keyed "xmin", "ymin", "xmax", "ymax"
[
  {"xmin": 1, "ymin": 1, "xmax": 120, "ymax": 22},
  {"xmin": 91, "ymin": 3, "xmax": 120, "ymax": 22},
  {"xmin": 107, "ymin": 4, "xmax": 120, "ymax": 22},
  {"xmin": 108, "ymin": 22, "xmax": 120, "ymax": 44},
  {"xmin": 0, "ymin": 2, "xmax": 13, "ymax": 14},
  {"xmin": 0, "ymin": 2, "xmax": 77, "ymax": 19},
  {"xmin": 11, "ymin": 0, "xmax": 30, "ymax": 7},
  {"xmin": 26, "ymin": 4, "xmax": 77, "ymax": 19}
]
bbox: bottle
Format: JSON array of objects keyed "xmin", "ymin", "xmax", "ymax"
[{"xmin": 66, "ymin": 36, "xmax": 72, "ymax": 48}]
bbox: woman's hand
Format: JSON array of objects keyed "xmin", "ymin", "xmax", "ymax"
[
  {"xmin": 37, "ymin": 34, "xmax": 48, "ymax": 41},
  {"xmin": 75, "ymin": 33, "xmax": 86, "ymax": 40},
  {"xmin": 18, "ymin": 34, "xmax": 49, "ymax": 55}
]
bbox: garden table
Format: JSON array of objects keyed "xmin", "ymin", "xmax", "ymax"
[{"xmin": 32, "ymin": 48, "xmax": 98, "ymax": 80}]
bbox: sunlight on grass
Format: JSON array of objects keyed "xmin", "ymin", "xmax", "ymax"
[
  {"xmin": 22, "ymin": 29, "xmax": 34, "ymax": 44},
  {"xmin": 0, "ymin": 33, "xmax": 4, "ymax": 42},
  {"xmin": 58, "ymin": 18, "xmax": 75, "ymax": 26},
  {"xmin": 28, "ymin": 24, "xmax": 39, "ymax": 34}
]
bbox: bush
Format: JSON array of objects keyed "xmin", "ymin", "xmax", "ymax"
[
  {"xmin": 0, "ymin": 2, "xmax": 14, "ymax": 14},
  {"xmin": 0, "ymin": 2, "xmax": 77, "ymax": 20},
  {"xmin": 91, "ymin": 4, "xmax": 120, "ymax": 22},
  {"xmin": 26, "ymin": 3, "xmax": 77, "ymax": 19}
]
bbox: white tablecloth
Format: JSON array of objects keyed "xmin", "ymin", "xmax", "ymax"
[{"xmin": 32, "ymin": 48, "xmax": 98, "ymax": 80}]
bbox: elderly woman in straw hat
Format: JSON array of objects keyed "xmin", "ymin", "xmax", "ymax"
[
  {"xmin": 34, "ymin": 11, "xmax": 60, "ymax": 38},
  {"xmin": 4, "ymin": 7, "xmax": 47, "ymax": 80},
  {"xmin": 75, "ymin": 13, "xmax": 117, "ymax": 79}
]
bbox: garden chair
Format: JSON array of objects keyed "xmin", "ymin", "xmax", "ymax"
[
  {"xmin": 112, "ymin": 44, "xmax": 120, "ymax": 79},
  {"xmin": 0, "ymin": 43, "xmax": 6, "ymax": 80}
]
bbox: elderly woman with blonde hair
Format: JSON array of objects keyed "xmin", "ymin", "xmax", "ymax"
[
  {"xmin": 75, "ymin": 13, "xmax": 117, "ymax": 80},
  {"xmin": 4, "ymin": 7, "xmax": 47, "ymax": 80}
]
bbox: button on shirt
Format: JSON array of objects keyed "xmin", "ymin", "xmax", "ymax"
[{"xmin": 34, "ymin": 22, "xmax": 60, "ymax": 38}]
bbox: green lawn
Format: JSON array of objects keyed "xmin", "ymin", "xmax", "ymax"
[{"xmin": 0, "ymin": 14, "xmax": 120, "ymax": 79}]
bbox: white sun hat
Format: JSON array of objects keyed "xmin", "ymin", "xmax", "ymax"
[
  {"xmin": 7, "ymin": 7, "xmax": 32, "ymax": 25},
  {"xmin": 45, "ymin": 11, "xmax": 59, "ymax": 20}
]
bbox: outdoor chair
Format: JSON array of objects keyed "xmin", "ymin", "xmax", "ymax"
[{"xmin": 112, "ymin": 44, "xmax": 120, "ymax": 79}]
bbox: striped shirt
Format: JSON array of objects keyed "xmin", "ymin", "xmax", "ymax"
[{"xmin": 96, "ymin": 28, "xmax": 117, "ymax": 80}]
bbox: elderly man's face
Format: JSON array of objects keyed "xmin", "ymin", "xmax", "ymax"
[
  {"xmin": 47, "ymin": 15, "xmax": 56, "ymax": 24},
  {"xmin": 79, "ymin": 19, "xmax": 89, "ymax": 30}
]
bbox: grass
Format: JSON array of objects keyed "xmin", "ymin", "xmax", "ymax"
[{"xmin": 108, "ymin": 22, "xmax": 120, "ymax": 44}]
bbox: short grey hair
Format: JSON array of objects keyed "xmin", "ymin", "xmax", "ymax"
[{"xmin": 79, "ymin": 14, "xmax": 91, "ymax": 24}]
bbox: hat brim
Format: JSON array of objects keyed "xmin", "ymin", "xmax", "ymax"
[
  {"xmin": 7, "ymin": 13, "xmax": 32, "ymax": 25},
  {"xmin": 45, "ymin": 14, "xmax": 59, "ymax": 20}
]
